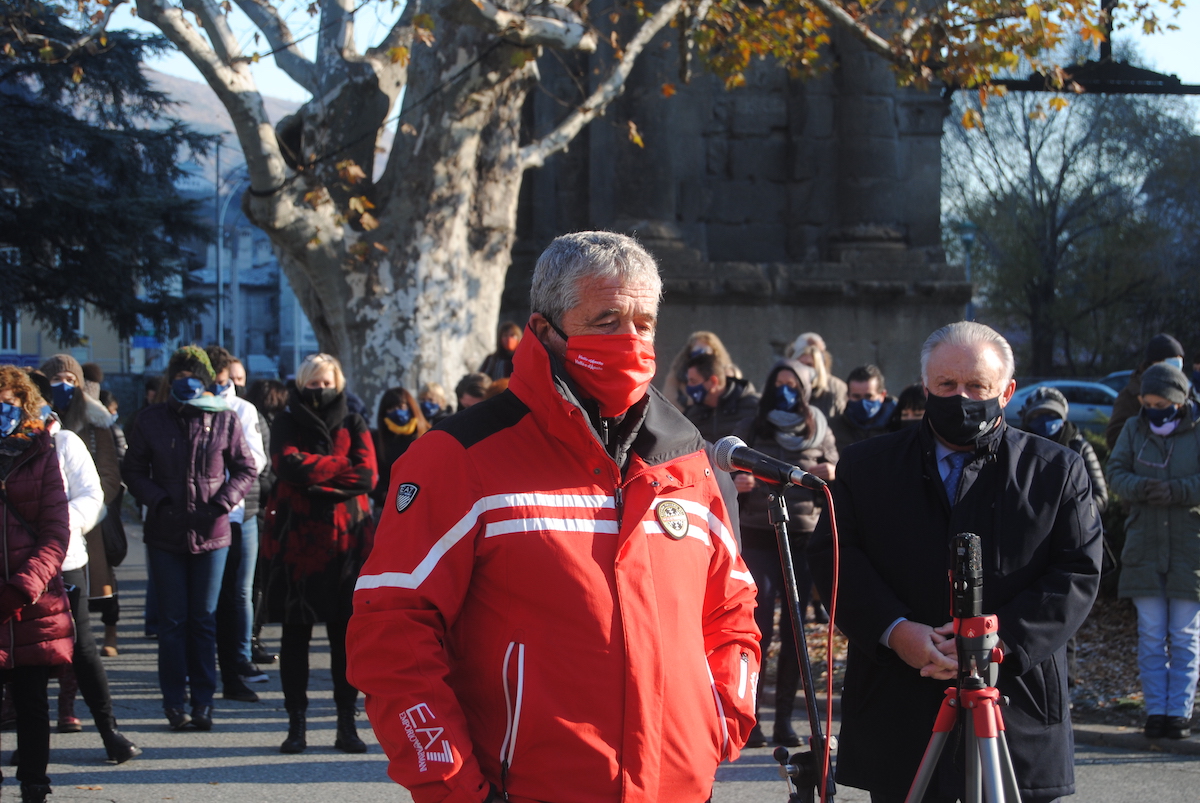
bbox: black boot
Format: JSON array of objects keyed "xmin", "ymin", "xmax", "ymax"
[
  {"xmin": 21, "ymin": 782, "xmax": 51, "ymax": 803},
  {"xmin": 280, "ymin": 709, "xmax": 307, "ymax": 754},
  {"xmin": 100, "ymin": 720, "xmax": 143, "ymax": 763},
  {"xmin": 745, "ymin": 722, "xmax": 768, "ymax": 748},
  {"xmin": 334, "ymin": 706, "xmax": 367, "ymax": 753}
]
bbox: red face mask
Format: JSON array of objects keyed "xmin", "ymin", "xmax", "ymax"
[{"xmin": 562, "ymin": 333, "xmax": 657, "ymax": 418}]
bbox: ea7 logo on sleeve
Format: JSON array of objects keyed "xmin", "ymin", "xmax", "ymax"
[
  {"xmin": 395, "ymin": 482, "xmax": 420, "ymax": 513},
  {"xmin": 399, "ymin": 703, "xmax": 455, "ymax": 772}
]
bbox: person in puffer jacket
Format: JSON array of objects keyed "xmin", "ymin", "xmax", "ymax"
[
  {"xmin": 0, "ymin": 365, "xmax": 74, "ymax": 803},
  {"xmin": 347, "ymin": 232, "xmax": 760, "ymax": 803},
  {"xmin": 121, "ymin": 346, "xmax": 256, "ymax": 733},
  {"xmin": 26, "ymin": 371, "xmax": 142, "ymax": 764}
]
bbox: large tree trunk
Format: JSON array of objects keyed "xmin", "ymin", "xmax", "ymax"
[
  {"xmin": 245, "ymin": 22, "xmax": 536, "ymax": 405},
  {"xmin": 134, "ymin": 0, "xmax": 676, "ymax": 411}
]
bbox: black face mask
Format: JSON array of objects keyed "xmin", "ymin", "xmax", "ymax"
[
  {"xmin": 300, "ymin": 387, "xmax": 340, "ymax": 411},
  {"xmin": 923, "ymin": 390, "xmax": 1003, "ymax": 447}
]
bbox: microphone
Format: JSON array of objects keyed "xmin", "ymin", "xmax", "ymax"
[
  {"xmin": 950, "ymin": 532, "xmax": 984, "ymax": 620},
  {"xmin": 712, "ymin": 436, "xmax": 827, "ymax": 489}
]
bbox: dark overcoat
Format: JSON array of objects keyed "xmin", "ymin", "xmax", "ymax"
[{"xmin": 808, "ymin": 419, "xmax": 1102, "ymax": 802}]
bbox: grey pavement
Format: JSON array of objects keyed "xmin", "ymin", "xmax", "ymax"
[{"xmin": 28, "ymin": 525, "xmax": 1200, "ymax": 802}]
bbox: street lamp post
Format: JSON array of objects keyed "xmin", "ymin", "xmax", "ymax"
[{"xmin": 957, "ymin": 220, "xmax": 978, "ymax": 321}]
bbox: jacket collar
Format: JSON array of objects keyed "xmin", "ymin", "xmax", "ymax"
[{"xmin": 509, "ymin": 325, "xmax": 702, "ymax": 471}]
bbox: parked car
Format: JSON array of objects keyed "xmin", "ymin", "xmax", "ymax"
[
  {"xmin": 1099, "ymin": 370, "xmax": 1133, "ymax": 394},
  {"xmin": 1006, "ymin": 380, "xmax": 1118, "ymax": 433}
]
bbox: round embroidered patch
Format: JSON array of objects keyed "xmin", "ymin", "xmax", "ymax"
[
  {"xmin": 395, "ymin": 482, "xmax": 420, "ymax": 513},
  {"xmin": 654, "ymin": 500, "xmax": 689, "ymax": 540}
]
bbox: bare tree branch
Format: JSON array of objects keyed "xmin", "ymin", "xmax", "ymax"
[
  {"xmin": 231, "ymin": 0, "xmax": 319, "ymax": 93},
  {"xmin": 180, "ymin": 0, "xmax": 242, "ymax": 66},
  {"xmin": 804, "ymin": 0, "xmax": 901, "ymax": 65},
  {"xmin": 446, "ymin": 0, "xmax": 597, "ymax": 52},
  {"xmin": 316, "ymin": 0, "xmax": 356, "ymax": 79},
  {"xmin": 136, "ymin": 0, "xmax": 291, "ymax": 195},
  {"xmin": 520, "ymin": 0, "xmax": 682, "ymax": 170}
]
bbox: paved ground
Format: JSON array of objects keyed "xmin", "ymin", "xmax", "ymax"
[{"xmin": 21, "ymin": 525, "xmax": 1200, "ymax": 802}]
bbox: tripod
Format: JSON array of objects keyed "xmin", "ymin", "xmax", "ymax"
[
  {"xmin": 764, "ymin": 488, "xmax": 836, "ymax": 803},
  {"xmin": 905, "ymin": 534, "xmax": 1020, "ymax": 803}
]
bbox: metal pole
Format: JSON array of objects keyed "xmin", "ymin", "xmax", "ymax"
[{"xmin": 214, "ymin": 140, "xmax": 223, "ymax": 347}]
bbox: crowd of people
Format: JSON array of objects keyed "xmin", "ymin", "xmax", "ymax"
[{"xmin": 0, "ymin": 241, "xmax": 1197, "ymax": 802}]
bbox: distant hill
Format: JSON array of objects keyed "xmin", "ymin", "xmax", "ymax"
[{"xmin": 145, "ymin": 67, "xmax": 302, "ymax": 145}]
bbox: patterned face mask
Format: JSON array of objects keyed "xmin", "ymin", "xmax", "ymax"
[{"xmin": 0, "ymin": 403, "xmax": 22, "ymax": 437}]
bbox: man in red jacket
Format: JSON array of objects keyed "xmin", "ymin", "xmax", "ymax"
[{"xmin": 347, "ymin": 232, "xmax": 761, "ymax": 803}]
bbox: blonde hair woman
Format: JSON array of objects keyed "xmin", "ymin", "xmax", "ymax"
[
  {"xmin": 796, "ymin": 344, "xmax": 846, "ymax": 418},
  {"xmin": 262, "ymin": 354, "xmax": 378, "ymax": 755}
]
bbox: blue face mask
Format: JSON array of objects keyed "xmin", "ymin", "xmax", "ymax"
[
  {"xmin": 1143, "ymin": 405, "xmax": 1179, "ymax": 427},
  {"xmin": 0, "ymin": 403, "xmax": 22, "ymax": 437},
  {"xmin": 846, "ymin": 397, "xmax": 883, "ymax": 425},
  {"xmin": 1163, "ymin": 356, "xmax": 1184, "ymax": 371},
  {"xmin": 1029, "ymin": 415, "xmax": 1064, "ymax": 438},
  {"xmin": 775, "ymin": 384, "xmax": 800, "ymax": 413},
  {"xmin": 50, "ymin": 381, "xmax": 75, "ymax": 412},
  {"xmin": 209, "ymin": 381, "xmax": 233, "ymax": 397},
  {"xmin": 419, "ymin": 400, "xmax": 440, "ymax": 419},
  {"xmin": 387, "ymin": 407, "xmax": 413, "ymax": 426},
  {"xmin": 685, "ymin": 383, "xmax": 707, "ymax": 405},
  {"xmin": 171, "ymin": 377, "xmax": 206, "ymax": 402}
]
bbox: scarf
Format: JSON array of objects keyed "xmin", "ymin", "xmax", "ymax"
[
  {"xmin": 384, "ymin": 416, "xmax": 419, "ymax": 436},
  {"xmin": 766, "ymin": 408, "xmax": 827, "ymax": 453}
]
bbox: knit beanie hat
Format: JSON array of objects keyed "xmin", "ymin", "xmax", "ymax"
[
  {"xmin": 1140, "ymin": 363, "xmax": 1189, "ymax": 405},
  {"xmin": 39, "ymin": 354, "xmax": 86, "ymax": 385},
  {"xmin": 1145, "ymin": 334, "xmax": 1184, "ymax": 365},
  {"xmin": 1020, "ymin": 386, "xmax": 1069, "ymax": 424},
  {"xmin": 166, "ymin": 345, "xmax": 215, "ymax": 387}
]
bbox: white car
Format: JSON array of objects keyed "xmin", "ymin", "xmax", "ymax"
[{"xmin": 1005, "ymin": 381, "xmax": 1117, "ymax": 433}]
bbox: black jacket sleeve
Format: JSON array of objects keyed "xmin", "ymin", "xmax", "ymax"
[{"xmin": 993, "ymin": 455, "xmax": 1103, "ymax": 675}]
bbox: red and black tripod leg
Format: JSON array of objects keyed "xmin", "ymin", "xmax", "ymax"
[{"xmin": 905, "ymin": 688, "xmax": 959, "ymax": 803}]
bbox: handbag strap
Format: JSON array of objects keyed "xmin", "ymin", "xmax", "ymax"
[{"xmin": 0, "ymin": 484, "xmax": 42, "ymax": 542}]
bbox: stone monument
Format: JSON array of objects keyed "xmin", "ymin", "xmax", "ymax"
[{"xmin": 504, "ymin": 29, "xmax": 970, "ymax": 387}]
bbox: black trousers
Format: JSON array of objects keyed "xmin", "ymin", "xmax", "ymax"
[
  {"xmin": 279, "ymin": 614, "xmax": 358, "ymax": 712},
  {"xmin": 1, "ymin": 665, "xmax": 52, "ymax": 787},
  {"xmin": 63, "ymin": 568, "xmax": 116, "ymax": 731}
]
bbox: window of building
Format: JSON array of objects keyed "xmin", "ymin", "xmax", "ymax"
[{"xmin": 0, "ymin": 310, "xmax": 17, "ymax": 353}]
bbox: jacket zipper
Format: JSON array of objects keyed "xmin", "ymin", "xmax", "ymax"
[
  {"xmin": 738, "ymin": 651, "xmax": 749, "ymax": 699},
  {"xmin": 499, "ymin": 641, "xmax": 526, "ymax": 800}
]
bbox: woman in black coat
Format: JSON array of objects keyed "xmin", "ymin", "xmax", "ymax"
[
  {"xmin": 261, "ymin": 354, "xmax": 378, "ymax": 755},
  {"xmin": 732, "ymin": 358, "xmax": 837, "ymax": 748}
]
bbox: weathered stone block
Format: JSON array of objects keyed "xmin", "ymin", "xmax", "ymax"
[
  {"xmin": 706, "ymin": 137, "xmax": 729, "ymax": 177},
  {"xmin": 839, "ymin": 98, "xmax": 897, "ymax": 138},
  {"xmin": 730, "ymin": 137, "xmax": 787, "ymax": 181},
  {"xmin": 709, "ymin": 180, "xmax": 786, "ymax": 224},
  {"xmin": 707, "ymin": 223, "xmax": 787, "ymax": 262},
  {"xmin": 731, "ymin": 94, "xmax": 788, "ymax": 136}
]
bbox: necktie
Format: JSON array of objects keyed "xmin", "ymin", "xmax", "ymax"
[{"xmin": 944, "ymin": 451, "xmax": 969, "ymax": 506}]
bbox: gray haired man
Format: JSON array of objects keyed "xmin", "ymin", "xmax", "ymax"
[
  {"xmin": 809, "ymin": 321, "xmax": 1102, "ymax": 803},
  {"xmin": 348, "ymin": 231, "xmax": 761, "ymax": 803}
]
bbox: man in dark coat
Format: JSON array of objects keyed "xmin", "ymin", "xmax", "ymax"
[
  {"xmin": 828, "ymin": 364, "xmax": 897, "ymax": 451},
  {"xmin": 809, "ymin": 321, "xmax": 1102, "ymax": 803}
]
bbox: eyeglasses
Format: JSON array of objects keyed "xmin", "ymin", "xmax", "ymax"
[{"xmin": 1136, "ymin": 439, "xmax": 1174, "ymax": 469}]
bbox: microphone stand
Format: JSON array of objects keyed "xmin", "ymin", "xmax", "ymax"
[{"xmin": 767, "ymin": 488, "xmax": 836, "ymax": 803}]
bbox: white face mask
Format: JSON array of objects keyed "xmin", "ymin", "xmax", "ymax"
[
  {"xmin": 1164, "ymin": 356, "xmax": 1184, "ymax": 371},
  {"xmin": 1150, "ymin": 418, "xmax": 1181, "ymax": 437}
]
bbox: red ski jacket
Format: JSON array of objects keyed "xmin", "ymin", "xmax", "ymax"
[{"xmin": 347, "ymin": 331, "xmax": 761, "ymax": 803}]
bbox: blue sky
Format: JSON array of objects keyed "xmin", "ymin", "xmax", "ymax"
[{"xmin": 123, "ymin": 3, "xmax": 1200, "ymax": 105}]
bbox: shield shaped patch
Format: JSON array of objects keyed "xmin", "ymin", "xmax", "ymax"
[
  {"xmin": 654, "ymin": 500, "xmax": 689, "ymax": 540},
  {"xmin": 395, "ymin": 483, "xmax": 420, "ymax": 513}
]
